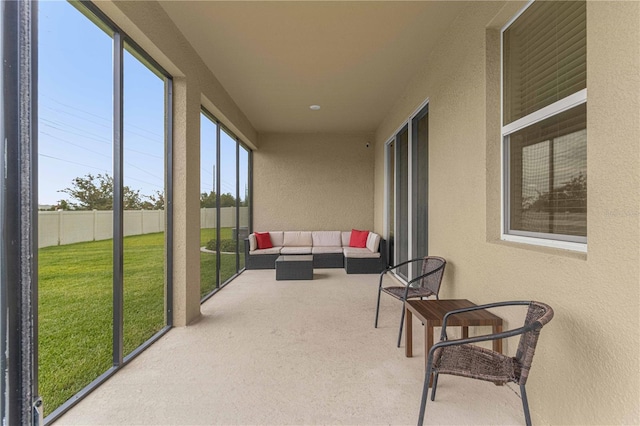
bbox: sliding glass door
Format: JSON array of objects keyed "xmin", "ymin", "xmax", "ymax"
[
  {"xmin": 396, "ymin": 126, "xmax": 409, "ymax": 280},
  {"xmin": 412, "ymin": 104, "xmax": 429, "ymax": 259},
  {"xmin": 385, "ymin": 140, "xmax": 395, "ymax": 273},
  {"xmin": 386, "ymin": 102, "xmax": 429, "ymax": 282}
]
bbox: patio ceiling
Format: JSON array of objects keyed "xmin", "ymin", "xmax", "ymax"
[{"xmin": 159, "ymin": 1, "xmax": 469, "ymax": 134}]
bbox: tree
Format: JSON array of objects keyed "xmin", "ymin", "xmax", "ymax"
[
  {"xmin": 141, "ymin": 190, "xmax": 165, "ymax": 210},
  {"xmin": 59, "ymin": 173, "xmax": 148, "ymax": 210},
  {"xmin": 524, "ymin": 172, "xmax": 587, "ymax": 213},
  {"xmin": 200, "ymin": 191, "xmax": 237, "ymax": 208},
  {"xmin": 219, "ymin": 193, "xmax": 236, "ymax": 207},
  {"xmin": 123, "ymin": 187, "xmax": 144, "ymax": 210},
  {"xmin": 200, "ymin": 191, "xmax": 217, "ymax": 208},
  {"xmin": 49, "ymin": 199, "xmax": 71, "ymax": 211},
  {"xmin": 60, "ymin": 173, "xmax": 113, "ymax": 210}
]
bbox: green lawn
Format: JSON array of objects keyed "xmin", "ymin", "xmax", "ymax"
[
  {"xmin": 199, "ymin": 227, "xmax": 246, "ymax": 297},
  {"xmin": 38, "ymin": 228, "xmax": 245, "ymax": 416},
  {"xmin": 39, "ymin": 238, "xmax": 114, "ymax": 417}
]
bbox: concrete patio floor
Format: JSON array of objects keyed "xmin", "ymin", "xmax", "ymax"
[{"xmin": 54, "ymin": 268, "xmax": 527, "ymax": 425}]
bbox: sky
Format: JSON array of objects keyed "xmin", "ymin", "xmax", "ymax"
[
  {"xmin": 200, "ymin": 115, "xmax": 250, "ymax": 199},
  {"xmin": 38, "ymin": 1, "xmax": 248, "ymax": 207}
]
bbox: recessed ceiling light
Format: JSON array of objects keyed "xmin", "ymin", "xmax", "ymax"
[{"xmin": 309, "ymin": 105, "xmax": 321, "ymax": 111}]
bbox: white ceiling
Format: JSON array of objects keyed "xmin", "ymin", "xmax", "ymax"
[{"xmin": 159, "ymin": 1, "xmax": 468, "ymax": 134}]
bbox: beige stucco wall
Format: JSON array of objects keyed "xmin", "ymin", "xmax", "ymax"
[
  {"xmin": 254, "ymin": 133, "xmax": 375, "ymax": 231},
  {"xmin": 374, "ymin": 1, "xmax": 640, "ymax": 424},
  {"xmin": 95, "ymin": 0, "xmax": 259, "ymax": 326}
]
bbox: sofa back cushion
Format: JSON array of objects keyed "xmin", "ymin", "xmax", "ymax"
[
  {"xmin": 283, "ymin": 231, "xmax": 312, "ymax": 247},
  {"xmin": 341, "ymin": 231, "xmax": 351, "ymax": 247},
  {"xmin": 269, "ymin": 231, "xmax": 284, "ymax": 247},
  {"xmin": 312, "ymin": 231, "xmax": 342, "ymax": 247},
  {"xmin": 366, "ymin": 232, "xmax": 381, "ymax": 253},
  {"xmin": 248, "ymin": 234, "xmax": 257, "ymax": 251}
]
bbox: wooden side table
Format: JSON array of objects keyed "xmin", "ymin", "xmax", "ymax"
[{"xmin": 405, "ymin": 299, "xmax": 503, "ymax": 378}]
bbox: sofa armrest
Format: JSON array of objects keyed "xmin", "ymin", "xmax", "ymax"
[
  {"xmin": 379, "ymin": 238, "xmax": 388, "ymax": 267},
  {"xmin": 244, "ymin": 238, "xmax": 251, "ymax": 258}
]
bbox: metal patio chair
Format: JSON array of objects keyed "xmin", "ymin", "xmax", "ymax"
[
  {"xmin": 418, "ymin": 300, "xmax": 554, "ymax": 426},
  {"xmin": 374, "ymin": 256, "xmax": 446, "ymax": 347}
]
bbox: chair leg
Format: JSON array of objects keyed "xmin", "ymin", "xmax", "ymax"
[
  {"xmin": 430, "ymin": 372, "xmax": 439, "ymax": 401},
  {"xmin": 375, "ymin": 287, "xmax": 382, "ymax": 328},
  {"xmin": 418, "ymin": 361, "xmax": 433, "ymax": 426},
  {"xmin": 397, "ymin": 302, "xmax": 406, "ymax": 347},
  {"xmin": 520, "ymin": 384, "xmax": 532, "ymax": 426}
]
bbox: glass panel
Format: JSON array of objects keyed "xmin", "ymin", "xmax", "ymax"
[
  {"xmin": 412, "ymin": 106, "xmax": 429, "ymax": 262},
  {"xmin": 396, "ymin": 127, "xmax": 409, "ymax": 279},
  {"xmin": 200, "ymin": 114, "xmax": 218, "ymax": 297},
  {"xmin": 220, "ymin": 129, "xmax": 238, "ymax": 284},
  {"xmin": 508, "ymin": 103, "xmax": 587, "ymax": 238},
  {"xmin": 503, "ymin": 1, "xmax": 586, "ymax": 124},
  {"xmin": 386, "ymin": 141, "xmax": 395, "ymax": 268},
  {"xmin": 239, "ymin": 146, "xmax": 250, "ymax": 269},
  {"xmin": 37, "ymin": 1, "xmax": 114, "ymax": 416},
  {"xmin": 122, "ymin": 44, "xmax": 166, "ymax": 357}
]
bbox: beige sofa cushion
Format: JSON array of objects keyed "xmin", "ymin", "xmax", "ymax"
[
  {"xmin": 269, "ymin": 231, "xmax": 284, "ymax": 247},
  {"xmin": 343, "ymin": 247, "xmax": 381, "ymax": 259},
  {"xmin": 248, "ymin": 234, "xmax": 257, "ymax": 251},
  {"xmin": 312, "ymin": 246, "xmax": 343, "ymax": 254},
  {"xmin": 249, "ymin": 247, "xmax": 282, "ymax": 255},
  {"xmin": 280, "ymin": 246, "xmax": 312, "ymax": 254},
  {"xmin": 341, "ymin": 231, "xmax": 351, "ymax": 247},
  {"xmin": 283, "ymin": 231, "xmax": 313, "ymax": 247},
  {"xmin": 312, "ymin": 231, "xmax": 342, "ymax": 247},
  {"xmin": 366, "ymin": 232, "xmax": 381, "ymax": 253}
]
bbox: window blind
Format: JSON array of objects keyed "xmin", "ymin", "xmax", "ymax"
[
  {"xmin": 503, "ymin": 1, "xmax": 586, "ymax": 125},
  {"xmin": 508, "ymin": 103, "xmax": 587, "ymax": 237}
]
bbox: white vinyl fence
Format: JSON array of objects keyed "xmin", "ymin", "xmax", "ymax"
[{"xmin": 38, "ymin": 207, "xmax": 249, "ymax": 248}]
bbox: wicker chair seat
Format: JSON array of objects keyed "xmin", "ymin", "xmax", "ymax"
[
  {"xmin": 418, "ymin": 301, "xmax": 553, "ymax": 426},
  {"xmin": 381, "ymin": 286, "xmax": 435, "ymax": 300},
  {"xmin": 433, "ymin": 343, "xmax": 518, "ymax": 385},
  {"xmin": 375, "ymin": 256, "xmax": 446, "ymax": 347}
]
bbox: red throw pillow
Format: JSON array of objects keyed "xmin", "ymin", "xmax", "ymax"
[
  {"xmin": 255, "ymin": 232, "xmax": 273, "ymax": 249},
  {"xmin": 349, "ymin": 229, "xmax": 369, "ymax": 248}
]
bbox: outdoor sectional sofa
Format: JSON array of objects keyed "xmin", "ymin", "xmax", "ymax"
[{"xmin": 244, "ymin": 230, "xmax": 387, "ymax": 274}]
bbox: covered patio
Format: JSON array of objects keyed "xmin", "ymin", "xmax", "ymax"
[
  {"xmin": 55, "ymin": 269, "xmax": 526, "ymax": 425},
  {"xmin": 0, "ymin": 0, "xmax": 638, "ymax": 425}
]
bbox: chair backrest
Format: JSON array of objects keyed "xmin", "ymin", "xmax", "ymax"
[
  {"xmin": 416, "ymin": 256, "xmax": 446, "ymax": 296},
  {"xmin": 515, "ymin": 301, "xmax": 554, "ymax": 385}
]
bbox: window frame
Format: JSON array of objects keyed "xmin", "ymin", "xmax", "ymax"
[{"xmin": 500, "ymin": 0, "xmax": 587, "ymax": 253}]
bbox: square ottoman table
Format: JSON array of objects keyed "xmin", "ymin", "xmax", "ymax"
[{"xmin": 275, "ymin": 255, "xmax": 313, "ymax": 280}]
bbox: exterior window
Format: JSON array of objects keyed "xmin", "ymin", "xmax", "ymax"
[{"xmin": 502, "ymin": 0, "xmax": 587, "ymax": 250}]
